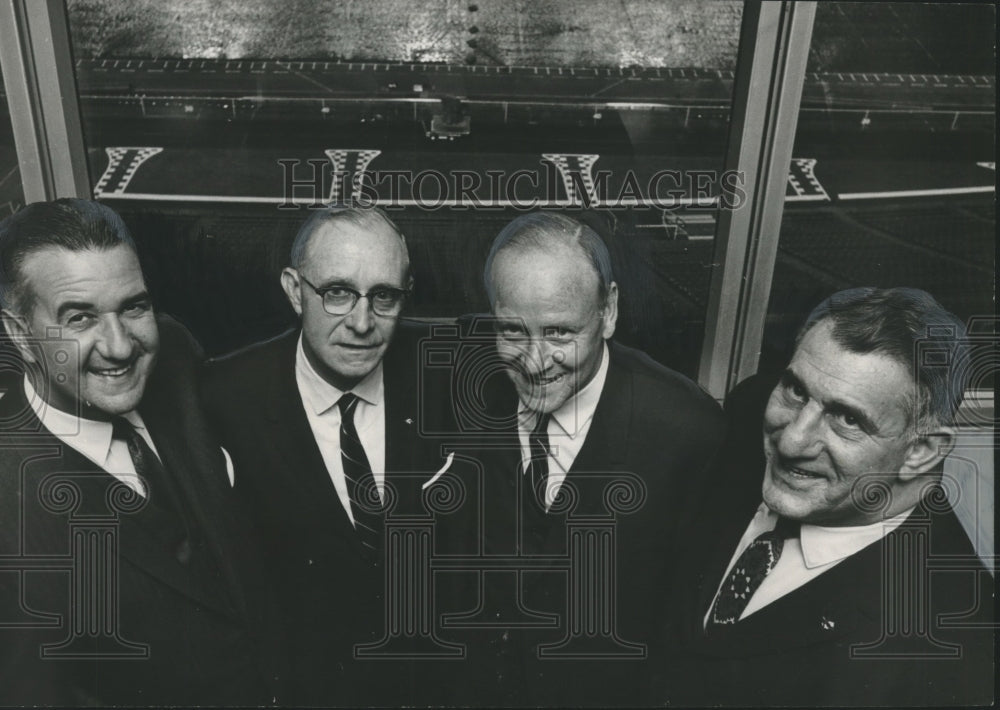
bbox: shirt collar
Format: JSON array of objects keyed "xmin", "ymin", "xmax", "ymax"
[
  {"xmin": 23, "ymin": 376, "xmax": 146, "ymax": 467},
  {"xmin": 295, "ymin": 333, "xmax": 384, "ymax": 415},
  {"xmin": 519, "ymin": 341, "xmax": 610, "ymax": 438},
  {"xmin": 757, "ymin": 503, "xmax": 916, "ymax": 569}
]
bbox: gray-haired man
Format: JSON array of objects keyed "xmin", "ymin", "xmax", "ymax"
[{"xmin": 667, "ymin": 287, "xmax": 994, "ymax": 706}]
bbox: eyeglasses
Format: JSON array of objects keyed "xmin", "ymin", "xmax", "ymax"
[{"xmin": 298, "ymin": 274, "xmax": 409, "ymax": 317}]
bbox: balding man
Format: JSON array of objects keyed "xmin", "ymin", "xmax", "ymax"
[
  {"xmin": 202, "ymin": 205, "xmax": 455, "ymax": 705},
  {"xmin": 449, "ymin": 212, "xmax": 725, "ymax": 706}
]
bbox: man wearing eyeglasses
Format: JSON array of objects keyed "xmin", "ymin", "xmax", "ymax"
[{"xmin": 202, "ymin": 205, "xmax": 448, "ymax": 705}]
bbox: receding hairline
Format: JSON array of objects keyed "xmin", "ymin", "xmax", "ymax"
[
  {"xmin": 307, "ymin": 216, "xmax": 405, "ymax": 251},
  {"xmin": 488, "ymin": 239, "xmax": 608, "ymax": 303},
  {"xmin": 291, "ymin": 207, "xmax": 408, "ymax": 270},
  {"xmin": 483, "ymin": 212, "xmax": 614, "ymax": 308}
]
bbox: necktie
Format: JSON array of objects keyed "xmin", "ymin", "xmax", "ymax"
[
  {"xmin": 708, "ymin": 516, "xmax": 800, "ymax": 626},
  {"xmin": 337, "ymin": 393, "xmax": 384, "ymax": 556},
  {"xmin": 525, "ymin": 413, "xmax": 551, "ymax": 510},
  {"xmin": 110, "ymin": 417, "xmax": 189, "ymax": 558}
]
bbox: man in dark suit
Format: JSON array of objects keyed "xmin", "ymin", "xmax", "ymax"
[
  {"xmin": 202, "ymin": 205, "xmax": 459, "ymax": 705},
  {"xmin": 0, "ymin": 199, "xmax": 267, "ymax": 705},
  {"xmin": 664, "ymin": 287, "xmax": 994, "ymax": 706},
  {"xmin": 441, "ymin": 212, "xmax": 725, "ymax": 706}
]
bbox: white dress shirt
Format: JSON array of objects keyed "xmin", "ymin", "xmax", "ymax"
[
  {"xmin": 705, "ymin": 503, "xmax": 916, "ymax": 627},
  {"xmin": 518, "ymin": 342, "xmax": 610, "ymax": 510},
  {"xmin": 23, "ymin": 376, "xmax": 158, "ymax": 498},
  {"xmin": 294, "ymin": 334, "xmax": 386, "ymax": 526}
]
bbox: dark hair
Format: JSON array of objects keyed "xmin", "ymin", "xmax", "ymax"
[
  {"xmin": 483, "ymin": 212, "xmax": 615, "ymax": 306},
  {"xmin": 0, "ymin": 199, "xmax": 137, "ymax": 313},
  {"xmin": 798, "ymin": 287, "xmax": 969, "ymax": 429},
  {"xmin": 289, "ymin": 204, "xmax": 409, "ymax": 275}
]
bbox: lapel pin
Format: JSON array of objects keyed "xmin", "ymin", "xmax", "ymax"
[
  {"xmin": 820, "ymin": 616, "xmax": 835, "ymax": 630},
  {"xmin": 405, "ymin": 417, "xmax": 414, "ymax": 425}
]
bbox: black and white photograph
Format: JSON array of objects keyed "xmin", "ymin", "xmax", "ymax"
[{"xmin": 0, "ymin": 1, "xmax": 995, "ymax": 706}]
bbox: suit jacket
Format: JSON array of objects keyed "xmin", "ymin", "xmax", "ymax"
[
  {"xmin": 434, "ymin": 322, "xmax": 726, "ymax": 707},
  {"xmin": 659, "ymin": 374, "xmax": 995, "ymax": 707},
  {"xmin": 202, "ymin": 320, "xmax": 461, "ymax": 705},
  {"xmin": 0, "ymin": 316, "xmax": 268, "ymax": 706}
]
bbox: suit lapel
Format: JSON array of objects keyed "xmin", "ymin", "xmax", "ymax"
[
  {"xmin": 383, "ymin": 324, "xmax": 460, "ymax": 518},
  {"xmin": 532, "ymin": 345, "xmax": 631, "ymax": 554},
  {"xmin": 695, "ymin": 541, "xmax": 878, "ymax": 656},
  {"xmin": 382, "ymin": 335, "xmax": 420, "ymax": 473},
  {"xmin": 1, "ymin": 369, "xmax": 234, "ymax": 613},
  {"xmin": 39, "ymin": 435, "xmax": 231, "ymax": 614},
  {"xmin": 384, "ymin": 367, "xmax": 431, "ymax": 520},
  {"xmin": 568, "ymin": 344, "xmax": 631, "ymax": 476},
  {"xmin": 691, "ymin": 499, "xmax": 979, "ymax": 660},
  {"xmin": 689, "ymin": 495, "xmax": 765, "ymax": 636},
  {"xmin": 475, "ymin": 374, "xmax": 527, "ymax": 557},
  {"xmin": 139, "ymin": 403, "xmax": 242, "ymax": 616},
  {"xmin": 688, "ymin": 490, "xmax": 893, "ymax": 655},
  {"xmin": 264, "ymin": 333, "xmax": 366, "ymax": 555}
]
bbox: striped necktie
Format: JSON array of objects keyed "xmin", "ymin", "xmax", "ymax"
[
  {"xmin": 525, "ymin": 413, "xmax": 551, "ymax": 511},
  {"xmin": 523, "ymin": 414, "xmax": 551, "ymax": 515},
  {"xmin": 337, "ymin": 393, "xmax": 384, "ymax": 556}
]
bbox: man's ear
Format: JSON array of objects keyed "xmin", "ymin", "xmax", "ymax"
[
  {"xmin": 898, "ymin": 426, "xmax": 956, "ymax": 481},
  {"xmin": 1, "ymin": 309, "xmax": 36, "ymax": 363},
  {"xmin": 280, "ymin": 268, "xmax": 303, "ymax": 316},
  {"xmin": 601, "ymin": 282, "xmax": 619, "ymax": 340}
]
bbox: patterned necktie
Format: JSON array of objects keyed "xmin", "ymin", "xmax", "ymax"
[
  {"xmin": 708, "ymin": 516, "xmax": 800, "ymax": 626},
  {"xmin": 337, "ymin": 393, "xmax": 384, "ymax": 556},
  {"xmin": 110, "ymin": 416, "xmax": 190, "ymax": 558},
  {"xmin": 525, "ymin": 413, "xmax": 551, "ymax": 510}
]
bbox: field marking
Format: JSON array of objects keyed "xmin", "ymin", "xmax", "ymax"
[
  {"xmin": 785, "ymin": 194, "xmax": 829, "ymax": 202},
  {"xmin": 840, "ymin": 186, "xmax": 994, "ymax": 200},
  {"xmin": 542, "ymin": 153, "xmax": 600, "ymax": 204},
  {"xmin": 786, "ymin": 158, "xmax": 829, "ymax": 201},
  {"xmin": 94, "ymin": 147, "xmax": 164, "ymax": 195},
  {"xmin": 323, "ymin": 148, "xmax": 382, "ymax": 203}
]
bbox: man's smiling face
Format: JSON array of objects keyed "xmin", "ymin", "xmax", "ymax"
[
  {"xmin": 490, "ymin": 244, "xmax": 617, "ymax": 415},
  {"xmin": 16, "ymin": 244, "xmax": 159, "ymax": 418},
  {"xmin": 761, "ymin": 320, "xmax": 920, "ymax": 526}
]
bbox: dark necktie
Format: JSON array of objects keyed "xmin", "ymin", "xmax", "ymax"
[
  {"xmin": 110, "ymin": 416, "xmax": 189, "ymax": 557},
  {"xmin": 708, "ymin": 516, "xmax": 800, "ymax": 626},
  {"xmin": 525, "ymin": 413, "xmax": 551, "ymax": 510},
  {"xmin": 337, "ymin": 393, "xmax": 384, "ymax": 556}
]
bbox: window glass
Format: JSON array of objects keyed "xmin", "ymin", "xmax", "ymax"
[
  {"xmin": 761, "ymin": 2, "xmax": 995, "ymax": 374},
  {"xmin": 65, "ymin": 0, "xmax": 744, "ymax": 375},
  {"xmin": 0, "ymin": 73, "xmax": 25, "ymax": 219}
]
